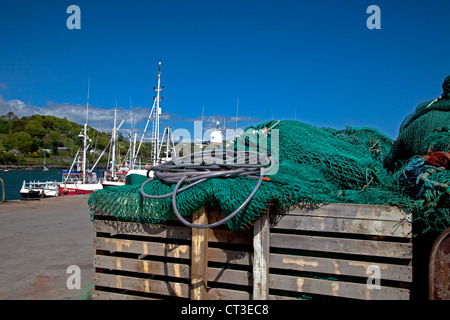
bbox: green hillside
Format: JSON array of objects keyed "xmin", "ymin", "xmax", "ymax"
[{"xmin": 0, "ymin": 112, "xmax": 151, "ymax": 167}]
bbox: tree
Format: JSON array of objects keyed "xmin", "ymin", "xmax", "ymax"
[
  {"xmin": 3, "ymin": 134, "xmax": 19, "ymax": 150},
  {"xmin": 52, "ymin": 140, "xmax": 64, "ymax": 155},
  {"xmin": 24, "ymin": 120, "xmax": 46, "ymax": 138},
  {"xmin": 20, "ymin": 141, "xmax": 33, "ymax": 153},
  {"xmin": 49, "ymin": 131, "xmax": 61, "ymax": 141},
  {"xmin": 0, "ymin": 118, "xmax": 10, "ymax": 134},
  {"xmin": 42, "ymin": 118, "xmax": 55, "ymax": 130},
  {"xmin": 16, "ymin": 131, "xmax": 32, "ymax": 144},
  {"xmin": 20, "ymin": 140, "xmax": 39, "ymax": 153},
  {"xmin": 10, "ymin": 118, "xmax": 27, "ymax": 132},
  {"xmin": 3, "ymin": 152, "xmax": 18, "ymax": 164}
]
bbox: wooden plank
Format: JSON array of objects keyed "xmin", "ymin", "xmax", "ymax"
[
  {"xmin": 191, "ymin": 207, "xmax": 209, "ymax": 300},
  {"xmin": 94, "ymin": 219, "xmax": 191, "ymax": 240},
  {"xmin": 92, "ymin": 290, "xmax": 158, "ymax": 300},
  {"xmin": 253, "ymin": 213, "xmax": 270, "ymax": 300},
  {"xmin": 270, "ymin": 253, "xmax": 412, "ymax": 282},
  {"xmin": 94, "ymin": 255, "xmax": 190, "ymax": 279},
  {"xmin": 93, "ymin": 273, "xmax": 189, "ymax": 298},
  {"xmin": 285, "ymin": 203, "xmax": 410, "ymax": 222},
  {"xmin": 270, "ymin": 233, "xmax": 412, "ymax": 259},
  {"xmin": 270, "ymin": 274, "xmax": 410, "ymax": 300},
  {"xmin": 208, "ymin": 247, "xmax": 253, "ymax": 266},
  {"xmin": 271, "ymin": 214, "xmax": 411, "ymax": 238},
  {"xmin": 94, "ymin": 236, "xmax": 190, "ymax": 259},
  {"xmin": 207, "ymin": 287, "xmax": 251, "ymax": 300},
  {"xmin": 208, "ymin": 267, "xmax": 252, "ymax": 286}
]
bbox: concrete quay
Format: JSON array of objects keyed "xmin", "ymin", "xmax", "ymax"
[{"xmin": 0, "ymin": 194, "xmax": 94, "ymax": 300}]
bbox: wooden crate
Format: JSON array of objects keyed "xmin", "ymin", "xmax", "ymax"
[{"xmin": 92, "ymin": 202, "xmax": 412, "ymax": 300}]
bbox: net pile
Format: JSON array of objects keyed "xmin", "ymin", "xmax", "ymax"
[{"xmin": 88, "ymin": 76, "xmax": 450, "ymax": 233}]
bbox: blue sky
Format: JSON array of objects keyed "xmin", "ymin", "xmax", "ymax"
[{"xmin": 0, "ymin": 0, "xmax": 449, "ymax": 139}]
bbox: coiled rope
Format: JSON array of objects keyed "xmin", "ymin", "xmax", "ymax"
[{"xmin": 140, "ymin": 149, "xmax": 274, "ymax": 228}]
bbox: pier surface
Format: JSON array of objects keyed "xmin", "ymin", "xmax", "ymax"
[{"xmin": 0, "ymin": 195, "xmax": 94, "ymax": 300}]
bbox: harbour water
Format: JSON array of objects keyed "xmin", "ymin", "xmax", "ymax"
[{"xmin": 0, "ymin": 169, "xmax": 63, "ymax": 201}]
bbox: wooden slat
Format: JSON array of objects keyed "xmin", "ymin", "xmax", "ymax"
[
  {"xmin": 94, "ymin": 255, "xmax": 190, "ymax": 278},
  {"xmin": 191, "ymin": 208, "xmax": 208, "ymax": 300},
  {"xmin": 270, "ymin": 274, "xmax": 410, "ymax": 300},
  {"xmin": 93, "ymin": 273, "xmax": 189, "ymax": 298},
  {"xmin": 92, "ymin": 290, "xmax": 158, "ymax": 300},
  {"xmin": 208, "ymin": 267, "xmax": 252, "ymax": 286},
  {"xmin": 94, "ymin": 219, "xmax": 191, "ymax": 240},
  {"xmin": 253, "ymin": 213, "xmax": 270, "ymax": 299},
  {"xmin": 93, "ymin": 203, "xmax": 414, "ymax": 301},
  {"xmin": 271, "ymin": 214, "xmax": 411, "ymax": 238},
  {"xmin": 207, "ymin": 287, "xmax": 251, "ymax": 300},
  {"xmin": 270, "ymin": 253, "xmax": 412, "ymax": 282},
  {"xmin": 270, "ymin": 233, "xmax": 412, "ymax": 259},
  {"xmin": 94, "ymin": 236, "xmax": 190, "ymax": 259},
  {"xmin": 208, "ymin": 247, "xmax": 253, "ymax": 266},
  {"xmin": 285, "ymin": 203, "xmax": 410, "ymax": 222}
]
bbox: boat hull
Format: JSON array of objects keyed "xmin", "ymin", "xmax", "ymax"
[
  {"xmin": 125, "ymin": 169, "xmax": 151, "ymax": 185},
  {"xmin": 102, "ymin": 181, "xmax": 125, "ymax": 188},
  {"xmin": 20, "ymin": 180, "xmax": 60, "ymax": 199},
  {"xmin": 59, "ymin": 183, "xmax": 103, "ymax": 196},
  {"xmin": 20, "ymin": 190, "xmax": 41, "ymax": 199}
]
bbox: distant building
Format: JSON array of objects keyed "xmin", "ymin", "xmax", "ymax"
[
  {"xmin": 6, "ymin": 149, "xmax": 20, "ymax": 156},
  {"xmin": 1, "ymin": 112, "xmax": 18, "ymax": 120}
]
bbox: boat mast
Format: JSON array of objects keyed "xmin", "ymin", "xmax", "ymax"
[
  {"xmin": 153, "ymin": 62, "xmax": 163, "ymax": 166},
  {"xmin": 111, "ymin": 103, "xmax": 118, "ymax": 179},
  {"xmin": 134, "ymin": 63, "xmax": 164, "ymax": 167},
  {"xmin": 129, "ymin": 98, "xmax": 135, "ymax": 170},
  {"xmin": 83, "ymin": 77, "xmax": 90, "ymax": 184}
]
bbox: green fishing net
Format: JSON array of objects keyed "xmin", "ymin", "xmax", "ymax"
[{"xmin": 88, "ymin": 77, "xmax": 450, "ymax": 233}]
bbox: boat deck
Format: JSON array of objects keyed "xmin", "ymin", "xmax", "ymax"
[{"xmin": 0, "ymin": 194, "xmax": 94, "ymax": 300}]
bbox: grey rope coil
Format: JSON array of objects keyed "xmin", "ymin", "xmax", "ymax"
[{"xmin": 140, "ymin": 149, "xmax": 273, "ymax": 228}]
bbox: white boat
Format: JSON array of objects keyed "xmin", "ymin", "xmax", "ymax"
[
  {"xmin": 20, "ymin": 180, "xmax": 59, "ymax": 199},
  {"xmin": 43, "ymin": 152, "xmax": 49, "ymax": 171},
  {"xmin": 59, "ymin": 78, "xmax": 103, "ymax": 196},
  {"xmin": 102, "ymin": 169, "xmax": 128, "ymax": 187},
  {"xmin": 59, "ymin": 170, "xmax": 103, "ymax": 196},
  {"xmin": 100, "ymin": 107, "xmax": 127, "ymax": 188}
]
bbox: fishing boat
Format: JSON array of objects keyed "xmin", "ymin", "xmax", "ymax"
[
  {"xmin": 59, "ymin": 79, "xmax": 103, "ymax": 196},
  {"xmin": 59, "ymin": 168, "xmax": 103, "ymax": 195},
  {"xmin": 102, "ymin": 170, "xmax": 128, "ymax": 187},
  {"xmin": 125, "ymin": 62, "xmax": 175, "ymax": 185},
  {"xmin": 101, "ymin": 107, "xmax": 128, "ymax": 188},
  {"xmin": 20, "ymin": 180, "xmax": 59, "ymax": 199}
]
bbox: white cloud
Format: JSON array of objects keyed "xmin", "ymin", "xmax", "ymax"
[
  {"xmin": 0, "ymin": 95, "xmax": 41, "ymax": 118},
  {"xmin": 0, "ymin": 95, "xmax": 149, "ymax": 133},
  {"xmin": 0, "ymin": 95, "xmax": 260, "ymax": 135}
]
